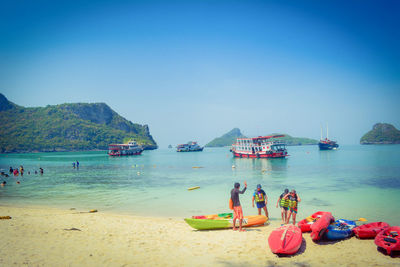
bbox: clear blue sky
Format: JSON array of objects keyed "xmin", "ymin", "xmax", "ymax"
[{"xmin": 1, "ymin": 0, "xmax": 399, "ymax": 146}]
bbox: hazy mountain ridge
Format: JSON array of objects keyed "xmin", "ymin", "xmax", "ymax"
[
  {"xmin": 360, "ymin": 123, "xmax": 400, "ymax": 144},
  {"xmin": 206, "ymin": 128, "xmax": 318, "ymax": 147},
  {"xmin": 0, "ymin": 94, "xmax": 157, "ymax": 153}
]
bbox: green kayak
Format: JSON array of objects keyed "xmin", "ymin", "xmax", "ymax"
[{"xmin": 184, "ymin": 215, "xmax": 268, "ymax": 230}]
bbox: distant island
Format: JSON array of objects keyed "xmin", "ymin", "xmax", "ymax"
[
  {"xmin": 360, "ymin": 123, "xmax": 400, "ymax": 144},
  {"xmin": 205, "ymin": 128, "xmax": 245, "ymax": 147},
  {"xmin": 206, "ymin": 128, "xmax": 318, "ymax": 147},
  {"xmin": 0, "ymin": 93, "xmax": 157, "ymax": 153}
]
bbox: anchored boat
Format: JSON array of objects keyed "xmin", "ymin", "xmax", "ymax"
[
  {"xmin": 176, "ymin": 142, "xmax": 204, "ymax": 152},
  {"xmin": 230, "ymin": 135, "xmax": 288, "ymax": 158},
  {"xmin": 319, "ymin": 124, "xmax": 339, "ymax": 150},
  {"xmin": 108, "ymin": 140, "xmax": 143, "ymax": 156}
]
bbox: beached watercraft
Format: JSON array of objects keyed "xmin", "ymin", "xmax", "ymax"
[
  {"xmin": 325, "ymin": 219, "xmax": 356, "ymax": 241},
  {"xmin": 353, "ymin": 222, "xmax": 390, "ymax": 239},
  {"xmin": 268, "ymin": 224, "xmax": 302, "ymax": 255},
  {"xmin": 184, "ymin": 214, "xmax": 267, "ymax": 230},
  {"xmin": 375, "ymin": 226, "xmax": 400, "ymax": 256},
  {"xmin": 310, "ymin": 211, "xmax": 334, "ymax": 241},
  {"xmin": 298, "ymin": 211, "xmax": 329, "ymax": 233}
]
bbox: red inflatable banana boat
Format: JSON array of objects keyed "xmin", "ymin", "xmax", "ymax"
[
  {"xmin": 375, "ymin": 226, "xmax": 400, "ymax": 256},
  {"xmin": 310, "ymin": 211, "xmax": 334, "ymax": 241},
  {"xmin": 298, "ymin": 211, "xmax": 330, "ymax": 233},
  {"xmin": 353, "ymin": 222, "xmax": 390, "ymax": 239}
]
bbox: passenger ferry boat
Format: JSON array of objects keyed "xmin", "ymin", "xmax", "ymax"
[
  {"xmin": 108, "ymin": 140, "xmax": 144, "ymax": 156},
  {"xmin": 231, "ymin": 135, "xmax": 288, "ymax": 158},
  {"xmin": 319, "ymin": 125, "xmax": 339, "ymax": 150},
  {"xmin": 177, "ymin": 142, "xmax": 204, "ymax": 152}
]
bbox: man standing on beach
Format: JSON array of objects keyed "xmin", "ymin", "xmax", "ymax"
[{"xmin": 230, "ymin": 181, "xmax": 247, "ymax": 232}]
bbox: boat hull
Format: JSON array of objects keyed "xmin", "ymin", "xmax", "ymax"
[
  {"xmin": 108, "ymin": 150, "xmax": 143, "ymax": 156},
  {"xmin": 232, "ymin": 151, "xmax": 287, "ymax": 158},
  {"xmin": 318, "ymin": 142, "xmax": 339, "ymax": 150},
  {"xmin": 268, "ymin": 224, "xmax": 302, "ymax": 255},
  {"xmin": 184, "ymin": 215, "xmax": 268, "ymax": 230},
  {"xmin": 177, "ymin": 148, "xmax": 204, "ymax": 152}
]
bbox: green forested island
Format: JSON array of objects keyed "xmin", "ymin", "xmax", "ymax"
[
  {"xmin": 206, "ymin": 128, "xmax": 318, "ymax": 147},
  {"xmin": 0, "ymin": 94, "xmax": 157, "ymax": 153},
  {"xmin": 360, "ymin": 123, "xmax": 400, "ymax": 144},
  {"xmin": 205, "ymin": 128, "xmax": 245, "ymax": 147},
  {"xmin": 267, "ymin": 134, "xmax": 318, "ymax": 146}
]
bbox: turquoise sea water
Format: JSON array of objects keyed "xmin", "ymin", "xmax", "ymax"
[{"xmin": 0, "ymin": 145, "xmax": 399, "ymax": 225}]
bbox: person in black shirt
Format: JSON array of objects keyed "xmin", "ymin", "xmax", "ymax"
[{"xmin": 230, "ymin": 181, "xmax": 247, "ymax": 231}]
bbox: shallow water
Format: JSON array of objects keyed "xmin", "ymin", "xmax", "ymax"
[{"xmin": 0, "ymin": 145, "xmax": 399, "ymax": 225}]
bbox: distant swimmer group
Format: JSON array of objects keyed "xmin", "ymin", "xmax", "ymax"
[{"xmin": 1, "ymin": 165, "xmax": 44, "ymax": 187}]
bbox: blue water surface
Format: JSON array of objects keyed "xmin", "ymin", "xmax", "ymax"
[{"xmin": 0, "ymin": 145, "xmax": 399, "ymax": 225}]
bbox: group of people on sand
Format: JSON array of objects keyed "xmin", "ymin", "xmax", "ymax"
[
  {"xmin": 1, "ymin": 166, "xmax": 44, "ymax": 187},
  {"xmin": 230, "ymin": 181, "xmax": 301, "ymax": 231},
  {"xmin": 276, "ymin": 188, "xmax": 301, "ymax": 225}
]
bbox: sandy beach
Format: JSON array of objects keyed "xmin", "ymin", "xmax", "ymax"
[{"xmin": 0, "ymin": 205, "xmax": 398, "ymax": 266}]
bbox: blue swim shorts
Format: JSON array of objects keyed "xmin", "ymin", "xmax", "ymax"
[{"xmin": 256, "ymin": 202, "xmax": 266, "ymax": 209}]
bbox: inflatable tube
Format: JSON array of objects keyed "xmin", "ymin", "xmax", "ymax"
[
  {"xmin": 325, "ymin": 219, "xmax": 356, "ymax": 241},
  {"xmin": 310, "ymin": 211, "xmax": 334, "ymax": 241},
  {"xmin": 298, "ymin": 211, "xmax": 329, "ymax": 233}
]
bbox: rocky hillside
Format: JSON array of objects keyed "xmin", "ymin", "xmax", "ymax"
[
  {"xmin": 0, "ymin": 93, "xmax": 157, "ymax": 153},
  {"xmin": 206, "ymin": 128, "xmax": 245, "ymax": 147},
  {"xmin": 360, "ymin": 123, "xmax": 400, "ymax": 144}
]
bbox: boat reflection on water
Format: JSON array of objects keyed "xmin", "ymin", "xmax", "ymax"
[{"xmin": 231, "ymin": 157, "xmax": 288, "ymax": 173}]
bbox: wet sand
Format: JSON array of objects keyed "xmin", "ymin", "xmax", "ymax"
[{"xmin": 0, "ymin": 205, "xmax": 398, "ymax": 266}]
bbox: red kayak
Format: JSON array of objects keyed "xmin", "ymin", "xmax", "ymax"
[
  {"xmin": 310, "ymin": 211, "xmax": 334, "ymax": 241},
  {"xmin": 268, "ymin": 224, "xmax": 302, "ymax": 255},
  {"xmin": 375, "ymin": 226, "xmax": 400, "ymax": 255},
  {"xmin": 298, "ymin": 211, "xmax": 330, "ymax": 233},
  {"xmin": 353, "ymin": 222, "xmax": 390, "ymax": 239}
]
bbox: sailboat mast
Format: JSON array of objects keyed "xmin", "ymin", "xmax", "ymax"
[
  {"xmin": 320, "ymin": 124, "xmax": 323, "ymax": 140},
  {"xmin": 327, "ymin": 123, "xmax": 329, "ymax": 139}
]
